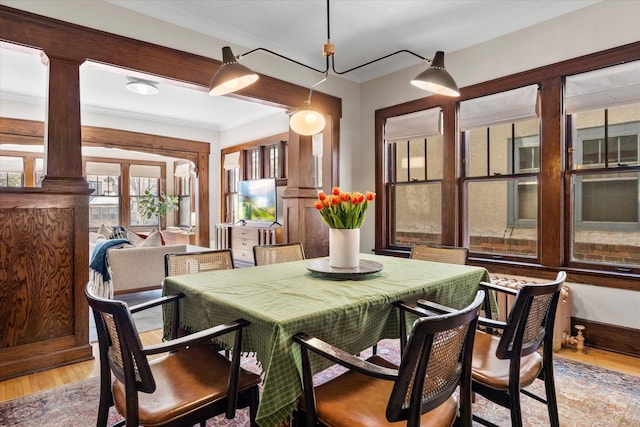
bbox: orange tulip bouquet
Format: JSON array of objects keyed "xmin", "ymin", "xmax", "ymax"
[{"xmin": 314, "ymin": 187, "xmax": 375, "ymax": 229}]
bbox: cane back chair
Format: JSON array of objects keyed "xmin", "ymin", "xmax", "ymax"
[
  {"xmin": 164, "ymin": 249, "xmax": 234, "ymax": 277},
  {"xmin": 294, "ymin": 291, "xmax": 485, "ymax": 427},
  {"xmin": 410, "ymin": 244, "xmax": 469, "ymax": 265},
  {"xmin": 469, "ymin": 271, "xmax": 566, "ymax": 427},
  {"xmin": 253, "ymin": 242, "xmax": 305, "ymax": 266},
  {"xmin": 85, "ymin": 283, "xmax": 260, "ymax": 427}
]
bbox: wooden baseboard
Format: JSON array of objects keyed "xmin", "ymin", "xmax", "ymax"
[{"xmin": 572, "ymin": 317, "xmax": 640, "ymax": 358}]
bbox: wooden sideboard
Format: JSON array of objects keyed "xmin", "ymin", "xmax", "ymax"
[
  {"xmin": 214, "ymin": 223, "xmax": 282, "ymax": 265},
  {"xmin": 162, "ymin": 228, "xmax": 196, "ymax": 246}
]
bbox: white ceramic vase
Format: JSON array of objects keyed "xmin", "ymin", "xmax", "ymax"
[{"xmin": 329, "ymin": 228, "xmax": 360, "ymax": 268}]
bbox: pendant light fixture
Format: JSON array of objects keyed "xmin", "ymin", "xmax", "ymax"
[
  {"xmin": 209, "ymin": 0, "xmax": 459, "ymax": 134},
  {"xmin": 289, "ymin": 73, "xmax": 328, "ymax": 135},
  {"xmin": 208, "ymin": 46, "xmax": 259, "ymax": 96}
]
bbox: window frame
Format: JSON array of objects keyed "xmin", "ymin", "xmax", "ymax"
[
  {"xmin": 374, "ymin": 42, "xmax": 640, "ymax": 284},
  {"xmin": 83, "ymin": 157, "xmax": 167, "ymax": 230},
  {"xmin": 220, "ymin": 133, "xmax": 289, "ymax": 224}
]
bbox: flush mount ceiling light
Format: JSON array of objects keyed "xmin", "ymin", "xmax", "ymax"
[
  {"xmin": 126, "ymin": 78, "xmax": 160, "ymax": 95},
  {"xmin": 209, "ymin": 0, "xmax": 459, "ymax": 135}
]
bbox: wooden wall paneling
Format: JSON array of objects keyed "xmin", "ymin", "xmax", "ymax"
[
  {"xmin": 0, "ymin": 191, "xmax": 92, "ymax": 381},
  {"xmin": 572, "ymin": 317, "xmax": 640, "ymax": 357}
]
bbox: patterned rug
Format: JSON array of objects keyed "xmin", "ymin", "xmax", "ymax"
[{"xmin": 1, "ymin": 341, "xmax": 639, "ymax": 426}]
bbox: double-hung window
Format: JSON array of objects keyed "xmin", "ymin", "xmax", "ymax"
[
  {"xmin": 86, "ymin": 161, "xmax": 121, "ymax": 228},
  {"xmin": 566, "ymin": 61, "xmax": 640, "ymax": 268},
  {"xmin": 174, "ymin": 162, "xmax": 193, "ymax": 228},
  {"xmin": 460, "ymin": 84, "xmax": 540, "ymax": 259},
  {"xmin": 384, "ymin": 108, "xmax": 443, "ymax": 247},
  {"xmin": 129, "ymin": 164, "xmax": 162, "ymax": 227}
]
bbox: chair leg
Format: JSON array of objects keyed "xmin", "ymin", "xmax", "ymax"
[
  {"xmin": 372, "ymin": 344, "xmax": 378, "ymax": 356},
  {"xmin": 508, "ymin": 379, "xmax": 523, "ymax": 427},
  {"xmin": 543, "ymin": 362, "xmax": 560, "ymax": 427},
  {"xmin": 97, "ymin": 367, "xmax": 112, "ymax": 427},
  {"xmin": 96, "ymin": 391, "xmax": 111, "ymax": 427},
  {"xmin": 249, "ymin": 387, "xmax": 260, "ymax": 427}
]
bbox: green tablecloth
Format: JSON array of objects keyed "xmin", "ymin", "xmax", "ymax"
[{"xmin": 162, "ymin": 253, "xmax": 489, "ymax": 427}]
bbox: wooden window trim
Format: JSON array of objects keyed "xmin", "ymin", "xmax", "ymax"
[{"xmin": 374, "ymin": 41, "xmax": 640, "ymax": 290}]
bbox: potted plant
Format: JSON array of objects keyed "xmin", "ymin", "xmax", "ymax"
[{"xmin": 138, "ymin": 188, "xmax": 178, "ymax": 226}]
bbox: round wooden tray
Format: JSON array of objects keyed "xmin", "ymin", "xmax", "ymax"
[{"xmin": 306, "ymin": 259, "xmax": 384, "ymax": 279}]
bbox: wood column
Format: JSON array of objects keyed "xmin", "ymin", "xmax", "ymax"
[
  {"xmin": 41, "ymin": 55, "xmax": 87, "ymax": 191},
  {"xmin": 539, "ymin": 77, "xmax": 564, "ymax": 267},
  {"xmin": 441, "ymin": 103, "xmax": 459, "ymax": 245},
  {"xmin": 282, "ymin": 116, "xmax": 336, "ymax": 259}
]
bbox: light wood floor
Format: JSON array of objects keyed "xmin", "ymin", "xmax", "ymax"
[{"xmin": 1, "ymin": 330, "xmax": 638, "ymax": 402}]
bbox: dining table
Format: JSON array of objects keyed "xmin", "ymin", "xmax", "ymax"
[{"xmin": 162, "ymin": 253, "xmax": 489, "ymax": 427}]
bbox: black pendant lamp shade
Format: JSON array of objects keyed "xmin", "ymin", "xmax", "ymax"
[
  {"xmin": 411, "ymin": 51, "xmax": 459, "ymax": 97},
  {"xmin": 209, "ymin": 46, "xmax": 259, "ymax": 96}
]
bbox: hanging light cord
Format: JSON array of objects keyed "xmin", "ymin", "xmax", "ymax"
[{"xmin": 236, "ymin": 0, "xmax": 430, "ymax": 77}]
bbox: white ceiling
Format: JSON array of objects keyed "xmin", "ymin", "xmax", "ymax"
[{"xmin": 1, "ymin": 0, "xmax": 601, "ymax": 132}]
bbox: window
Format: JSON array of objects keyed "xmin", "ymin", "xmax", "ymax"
[
  {"xmin": 129, "ymin": 164, "xmax": 162, "ymax": 226},
  {"xmin": 244, "ymin": 141, "xmax": 286, "ymax": 180},
  {"xmin": 460, "ymin": 85, "xmax": 540, "ymax": 258},
  {"xmin": 222, "ymin": 151, "xmax": 241, "ymax": 223},
  {"xmin": 566, "ymin": 60, "xmax": 640, "ymax": 268},
  {"xmin": 384, "ymin": 108, "xmax": 443, "ymax": 246},
  {"xmin": 174, "ymin": 162, "xmax": 193, "ymax": 228},
  {"xmin": 86, "ymin": 162, "xmax": 121, "ymax": 228},
  {"xmin": 222, "ymin": 136, "xmax": 288, "ymax": 224},
  {"xmin": 86, "ymin": 160, "xmax": 167, "ymax": 229},
  {"xmin": 376, "ymin": 44, "xmax": 640, "ymax": 280},
  {"xmin": 507, "ymin": 135, "xmax": 540, "ymax": 228},
  {"xmin": 0, "ymin": 156, "xmax": 24, "ymax": 187},
  {"xmin": 573, "ymin": 120, "xmax": 639, "ymax": 230}
]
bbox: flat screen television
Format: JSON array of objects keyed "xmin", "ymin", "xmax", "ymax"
[{"xmin": 237, "ymin": 178, "xmax": 277, "ymax": 223}]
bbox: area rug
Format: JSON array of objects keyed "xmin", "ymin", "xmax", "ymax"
[{"xmin": 1, "ymin": 342, "xmax": 638, "ymax": 426}]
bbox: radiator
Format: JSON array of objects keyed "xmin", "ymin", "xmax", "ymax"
[
  {"xmin": 213, "ymin": 223, "xmax": 231, "ymax": 249},
  {"xmin": 489, "ymin": 274, "xmax": 572, "ymax": 352},
  {"xmin": 258, "ymin": 228, "xmax": 278, "ymax": 245}
]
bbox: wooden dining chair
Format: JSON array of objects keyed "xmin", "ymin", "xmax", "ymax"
[
  {"xmin": 253, "ymin": 242, "xmax": 305, "ymax": 266},
  {"xmin": 164, "ymin": 249, "xmax": 234, "ymax": 277},
  {"xmin": 85, "ymin": 282, "xmax": 260, "ymax": 427},
  {"xmin": 467, "ymin": 271, "xmax": 566, "ymax": 427},
  {"xmin": 410, "ymin": 244, "xmax": 469, "ymax": 265},
  {"xmin": 293, "ymin": 291, "xmax": 485, "ymax": 427}
]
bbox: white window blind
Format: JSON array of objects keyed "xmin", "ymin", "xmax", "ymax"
[
  {"xmin": 86, "ymin": 161, "xmax": 121, "ymax": 176},
  {"xmin": 0, "ymin": 156, "xmax": 24, "ymax": 172},
  {"xmin": 385, "ymin": 108, "xmax": 441, "ymax": 142},
  {"xmin": 223, "ymin": 151, "xmax": 240, "ymax": 170},
  {"xmin": 130, "ymin": 164, "xmax": 161, "ymax": 178},
  {"xmin": 459, "ymin": 84, "xmax": 538, "ymax": 130},
  {"xmin": 174, "ymin": 162, "xmax": 192, "ymax": 177},
  {"xmin": 566, "ymin": 60, "xmax": 640, "ymax": 114}
]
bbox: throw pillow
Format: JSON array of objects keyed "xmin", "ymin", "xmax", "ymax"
[
  {"xmin": 127, "ymin": 231, "xmax": 147, "ymax": 247},
  {"xmin": 97, "ymin": 224, "xmax": 112, "ymax": 239},
  {"xmin": 141, "ymin": 231, "xmax": 163, "ymax": 247},
  {"xmin": 110, "ymin": 225, "xmax": 128, "ymax": 240}
]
